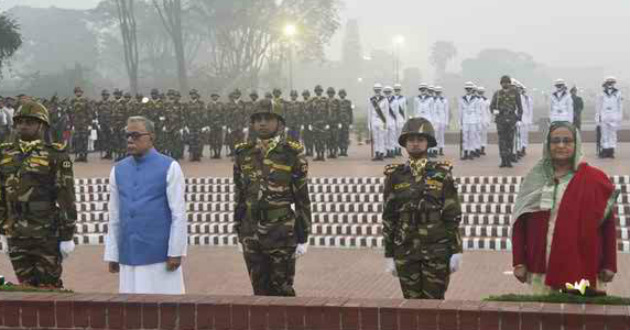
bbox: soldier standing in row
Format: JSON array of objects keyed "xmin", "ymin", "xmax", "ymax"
[
  {"xmin": 459, "ymin": 82, "xmax": 480, "ymax": 160},
  {"xmin": 382, "ymin": 117, "xmax": 463, "ymax": 299},
  {"xmin": 207, "ymin": 92, "xmax": 225, "ymax": 159},
  {"xmin": 326, "ymin": 87, "xmax": 340, "ymax": 159},
  {"xmin": 233, "ymin": 98, "xmax": 311, "ymax": 296},
  {"xmin": 301, "ymin": 90, "xmax": 314, "ymax": 157},
  {"xmin": 393, "ymin": 84, "xmax": 407, "ymax": 156},
  {"xmin": 596, "ymin": 76, "xmax": 623, "ymax": 158},
  {"xmin": 166, "ymin": 91, "xmax": 185, "ymax": 160},
  {"xmin": 70, "ymin": 87, "xmax": 92, "ymax": 162},
  {"xmin": 368, "ymin": 83, "xmax": 389, "ymax": 161},
  {"xmin": 311, "ymin": 85, "xmax": 329, "ymax": 161},
  {"xmin": 383, "ymin": 86, "xmax": 398, "ymax": 159},
  {"xmin": 285, "ymin": 90, "xmax": 301, "ymax": 142},
  {"xmin": 549, "ymin": 79, "xmax": 573, "ymax": 124},
  {"xmin": 0, "ymin": 101, "xmax": 77, "ymax": 288},
  {"xmin": 433, "ymin": 86, "xmax": 449, "ymax": 156},
  {"xmin": 145, "ymin": 89, "xmax": 166, "ymax": 153},
  {"xmin": 490, "ymin": 75, "xmax": 523, "ymax": 168},
  {"xmin": 245, "ymin": 91, "xmax": 260, "ymax": 143},
  {"xmin": 338, "ymin": 89, "xmax": 354, "ymax": 157},
  {"xmin": 186, "ymin": 89, "xmax": 205, "ymax": 161},
  {"xmin": 226, "ymin": 89, "xmax": 245, "ymax": 157},
  {"xmin": 111, "ymin": 89, "xmax": 128, "ymax": 161},
  {"xmin": 97, "ymin": 89, "xmax": 114, "ymax": 159}
]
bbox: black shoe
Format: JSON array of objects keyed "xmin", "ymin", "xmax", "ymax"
[
  {"xmin": 461, "ymin": 151, "xmax": 469, "ymax": 161},
  {"xmin": 609, "ymin": 149, "xmax": 615, "ymax": 159},
  {"xmin": 439, "ymin": 148, "xmax": 444, "ymax": 156},
  {"xmin": 521, "ymin": 148, "xmax": 526, "ymax": 156},
  {"xmin": 506, "ymin": 162, "xmax": 513, "ymax": 168},
  {"xmin": 480, "ymin": 147, "xmax": 486, "ymax": 156}
]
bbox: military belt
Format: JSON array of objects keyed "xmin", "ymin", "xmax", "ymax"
[
  {"xmin": 13, "ymin": 201, "xmax": 54, "ymax": 215},
  {"xmin": 248, "ymin": 205, "xmax": 292, "ymax": 221}
]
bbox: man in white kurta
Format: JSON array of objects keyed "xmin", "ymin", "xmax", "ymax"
[{"xmin": 104, "ymin": 116, "xmax": 187, "ymax": 294}]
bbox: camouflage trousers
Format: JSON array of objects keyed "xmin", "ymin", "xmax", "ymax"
[
  {"xmin": 313, "ymin": 125, "xmax": 328, "ymax": 158},
  {"xmin": 328, "ymin": 126, "xmax": 340, "ymax": 157},
  {"xmin": 303, "ymin": 128, "xmax": 314, "ymax": 156},
  {"xmin": 166, "ymin": 131, "xmax": 185, "ymax": 160},
  {"xmin": 187, "ymin": 130, "xmax": 203, "ymax": 160},
  {"xmin": 496, "ymin": 121, "xmax": 516, "ymax": 161},
  {"xmin": 208, "ymin": 128, "xmax": 224, "ymax": 158},
  {"xmin": 7, "ymin": 238, "xmax": 64, "ymax": 288},
  {"xmin": 338, "ymin": 126, "xmax": 350, "ymax": 154},
  {"xmin": 395, "ymin": 254, "xmax": 450, "ymax": 299},
  {"xmin": 242, "ymin": 242, "xmax": 297, "ymax": 297},
  {"xmin": 74, "ymin": 129, "xmax": 90, "ymax": 156}
]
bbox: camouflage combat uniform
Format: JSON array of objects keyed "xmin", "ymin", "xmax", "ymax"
[
  {"xmin": 110, "ymin": 91, "xmax": 127, "ymax": 160},
  {"xmin": 284, "ymin": 93, "xmax": 302, "ymax": 142},
  {"xmin": 96, "ymin": 92, "xmax": 113, "ymax": 159},
  {"xmin": 233, "ymin": 106, "xmax": 312, "ymax": 296},
  {"xmin": 338, "ymin": 90, "xmax": 354, "ymax": 156},
  {"xmin": 207, "ymin": 97, "xmax": 224, "ymax": 159},
  {"xmin": 382, "ymin": 118, "xmax": 463, "ymax": 299},
  {"xmin": 0, "ymin": 103, "xmax": 77, "ymax": 288},
  {"xmin": 164, "ymin": 94, "xmax": 185, "ymax": 160},
  {"xmin": 326, "ymin": 88, "xmax": 340, "ymax": 159},
  {"xmin": 490, "ymin": 86, "xmax": 523, "ymax": 167},
  {"xmin": 300, "ymin": 91, "xmax": 314, "ymax": 156},
  {"xmin": 144, "ymin": 92, "xmax": 166, "ymax": 153},
  {"xmin": 225, "ymin": 92, "xmax": 246, "ymax": 156},
  {"xmin": 310, "ymin": 88, "xmax": 329, "ymax": 161},
  {"xmin": 185, "ymin": 91, "xmax": 205, "ymax": 161},
  {"xmin": 69, "ymin": 94, "xmax": 92, "ymax": 162}
]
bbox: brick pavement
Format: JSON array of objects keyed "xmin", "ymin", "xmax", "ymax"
[
  {"xmin": 0, "ymin": 247, "xmax": 628, "ymax": 300},
  {"xmin": 74, "ymin": 142, "xmax": 629, "ymax": 178}
]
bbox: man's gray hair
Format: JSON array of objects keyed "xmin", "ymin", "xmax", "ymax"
[{"xmin": 127, "ymin": 116, "xmax": 155, "ymax": 133}]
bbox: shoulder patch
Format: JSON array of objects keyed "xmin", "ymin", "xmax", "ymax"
[
  {"xmin": 384, "ymin": 164, "xmax": 403, "ymax": 176},
  {"xmin": 286, "ymin": 140, "xmax": 304, "ymax": 153},
  {"xmin": 235, "ymin": 142, "xmax": 254, "ymax": 154},
  {"xmin": 51, "ymin": 142, "xmax": 67, "ymax": 151}
]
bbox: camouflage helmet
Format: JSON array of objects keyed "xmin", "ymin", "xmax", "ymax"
[
  {"xmin": 124, "ymin": 92, "xmax": 132, "ymax": 98},
  {"xmin": 290, "ymin": 90, "xmax": 299, "ymax": 97},
  {"xmin": 113, "ymin": 88, "xmax": 123, "ymax": 96},
  {"xmin": 74, "ymin": 86, "xmax": 83, "ymax": 93},
  {"xmin": 189, "ymin": 88, "xmax": 199, "ymax": 96},
  {"xmin": 338, "ymin": 89, "xmax": 347, "ymax": 96},
  {"xmin": 398, "ymin": 117, "xmax": 437, "ymax": 148},
  {"xmin": 101, "ymin": 89, "xmax": 110, "ymax": 96},
  {"xmin": 326, "ymin": 87, "xmax": 336, "ymax": 94},
  {"xmin": 249, "ymin": 90, "xmax": 259, "ymax": 97},
  {"xmin": 250, "ymin": 98, "xmax": 285, "ymax": 124},
  {"xmin": 14, "ymin": 101, "xmax": 50, "ymax": 126},
  {"xmin": 302, "ymin": 89, "xmax": 311, "ymax": 97},
  {"xmin": 314, "ymin": 85, "xmax": 323, "ymax": 92},
  {"xmin": 151, "ymin": 88, "xmax": 160, "ymax": 95}
]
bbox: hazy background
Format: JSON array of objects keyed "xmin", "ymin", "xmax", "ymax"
[{"xmin": 0, "ymin": 0, "xmax": 628, "ymax": 124}]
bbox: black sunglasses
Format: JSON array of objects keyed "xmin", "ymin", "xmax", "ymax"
[{"xmin": 125, "ymin": 132, "xmax": 151, "ymax": 140}]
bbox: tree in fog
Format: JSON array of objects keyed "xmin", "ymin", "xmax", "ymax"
[
  {"xmin": 430, "ymin": 41, "xmax": 457, "ymax": 80},
  {"xmin": 153, "ymin": 0, "xmax": 188, "ymax": 92},
  {"xmin": 340, "ymin": 19, "xmax": 362, "ymax": 95},
  {"xmin": 0, "ymin": 13, "xmax": 21, "ymax": 77},
  {"xmin": 113, "ymin": 0, "xmax": 140, "ymax": 94}
]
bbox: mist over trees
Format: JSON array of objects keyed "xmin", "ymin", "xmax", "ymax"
[{"xmin": 0, "ymin": 13, "xmax": 21, "ymax": 76}]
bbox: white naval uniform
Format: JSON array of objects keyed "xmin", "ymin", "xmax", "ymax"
[
  {"xmin": 413, "ymin": 95, "xmax": 435, "ymax": 124},
  {"xmin": 368, "ymin": 95, "xmax": 389, "ymax": 155},
  {"xmin": 519, "ymin": 93, "xmax": 533, "ymax": 150},
  {"xmin": 394, "ymin": 95, "xmax": 407, "ymax": 146},
  {"xmin": 459, "ymin": 95, "xmax": 480, "ymax": 153},
  {"xmin": 433, "ymin": 96, "xmax": 449, "ymax": 149},
  {"xmin": 596, "ymin": 88, "xmax": 623, "ymax": 150},
  {"xmin": 550, "ymin": 90, "xmax": 573, "ymax": 123},
  {"xmin": 478, "ymin": 96, "xmax": 491, "ymax": 148},
  {"xmin": 104, "ymin": 162, "xmax": 188, "ymax": 295}
]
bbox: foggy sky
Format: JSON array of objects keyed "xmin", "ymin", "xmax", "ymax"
[{"xmin": 3, "ymin": 0, "xmax": 629, "ymax": 82}]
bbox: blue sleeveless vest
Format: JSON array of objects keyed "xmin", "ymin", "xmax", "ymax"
[{"xmin": 115, "ymin": 148, "xmax": 174, "ymax": 266}]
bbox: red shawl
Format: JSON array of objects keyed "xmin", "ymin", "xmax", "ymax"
[{"xmin": 545, "ymin": 163, "xmax": 616, "ymax": 288}]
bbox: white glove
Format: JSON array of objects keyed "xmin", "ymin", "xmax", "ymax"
[
  {"xmin": 162, "ymin": 127, "xmax": 167, "ymax": 132},
  {"xmin": 222, "ymin": 126, "xmax": 227, "ymax": 130},
  {"xmin": 349, "ymin": 125, "xmax": 354, "ymax": 130},
  {"xmin": 179, "ymin": 129, "xmax": 184, "ymax": 135},
  {"xmin": 450, "ymin": 253, "xmax": 463, "ymax": 273},
  {"xmin": 294, "ymin": 243, "xmax": 308, "ymax": 258},
  {"xmin": 243, "ymin": 128, "xmax": 248, "ymax": 133},
  {"xmin": 325, "ymin": 125, "xmax": 330, "ymax": 130},
  {"xmin": 308, "ymin": 125, "xmax": 313, "ymax": 130},
  {"xmin": 301, "ymin": 125, "xmax": 305, "ymax": 130},
  {"xmin": 237, "ymin": 243, "xmax": 243, "ymax": 253},
  {"xmin": 338, "ymin": 123, "xmax": 342, "ymax": 129},
  {"xmin": 159, "ymin": 116, "xmax": 166, "ymax": 121},
  {"xmin": 492, "ymin": 109, "xmax": 499, "ymax": 115},
  {"xmin": 227, "ymin": 128, "xmax": 232, "ymax": 133},
  {"xmin": 385, "ymin": 258, "xmax": 397, "ymax": 277},
  {"xmin": 0, "ymin": 235, "xmax": 8, "ymax": 254},
  {"xmin": 60, "ymin": 240, "xmax": 76, "ymax": 259}
]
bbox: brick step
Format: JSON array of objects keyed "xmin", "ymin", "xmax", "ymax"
[
  {"xmin": 66, "ymin": 233, "xmax": 630, "ymax": 253},
  {"xmin": 73, "ymin": 175, "xmax": 630, "ymax": 186}
]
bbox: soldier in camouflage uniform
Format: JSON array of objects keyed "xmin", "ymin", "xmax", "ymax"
[
  {"xmin": 301, "ymin": 90, "xmax": 314, "ymax": 156},
  {"xmin": 338, "ymin": 89, "xmax": 354, "ymax": 157},
  {"xmin": 145, "ymin": 89, "xmax": 166, "ymax": 153},
  {"xmin": 234, "ymin": 98, "xmax": 311, "ymax": 296},
  {"xmin": 490, "ymin": 75, "xmax": 523, "ymax": 168},
  {"xmin": 165, "ymin": 91, "xmax": 185, "ymax": 160},
  {"xmin": 244, "ymin": 91, "xmax": 260, "ymax": 143},
  {"xmin": 207, "ymin": 92, "xmax": 224, "ymax": 159},
  {"xmin": 284, "ymin": 90, "xmax": 301, "ymax": 142},
  {"xmin": 185, "ymin": 89, "xmax": 205, "ymax": 161},
  {"xmin": 382, "ymin": 117, "xmax": 463, "ymax": 299},
  {"xmin": 97, "ymin": 90, "xmax": 114, "ymax": 159},
  {"xmin": 326, "ymin": 87, "xmax": 340, "ymax": 159},
  {"xmin": 69, "ymin": 87, "xmax": 92, "ymax": 162},
  {"xmin": 225, "ymin": 89, "xmax": 246, "ymax": 156},
  {"xmin": 311, "ymin": 85, "xmax": 329, "ymax": 161},
  {"xmin": 111, "ymin": 89, "xmax": 128, "ymax": 161},
  {"xmin": 0, "ymin": 101, "xmax": 77, "ymax": 288}
]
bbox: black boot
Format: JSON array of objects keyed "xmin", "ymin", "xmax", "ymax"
[
  {"xmin": 609, "ymin": 148, "xmax": 615, "ymax": 159},
  {"xmin": 461, "ymin": 151, "xmax": 468, "ymax": 161},
  {"xmin": 480, "ymin": 147, "xmax": 486, "ymax": 156},
  {"xmin": 521, "ymin": 147, "xmax": 526, "ymax": 156},
  {"xmin": 439, "ymin": 148, "xmax": 444, "ymax": 156}
]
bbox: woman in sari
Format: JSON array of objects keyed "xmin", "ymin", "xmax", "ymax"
[{"xmin": 511, "ymin": 121, "xmax": 618, "ymax": 294}]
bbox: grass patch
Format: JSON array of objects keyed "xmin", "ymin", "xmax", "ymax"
[
  {"xmin": 0, "ymin": 283, "xmax": 73, "ymax": 293},
  {"xmin": 485, "ymin": 293, "xmax": 630, "ymax": 306}
]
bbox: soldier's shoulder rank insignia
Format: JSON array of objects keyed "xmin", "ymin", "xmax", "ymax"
[
  {"xmin": 286, "ymin": 140, "xmax": 304, "ymax": 153},
  {"xmin": 49, "ymin": 142, "xmax": 68, "ymax": 152},
  {"xmin": 384, "ymin": 164, "xmax": 403, "ymax": 176},
  {"xmin": 434, "ymin": 160, "xmax": 453, "ymax": 171}
]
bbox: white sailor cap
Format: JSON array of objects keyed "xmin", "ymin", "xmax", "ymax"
[
  {"xmin": 418, "ymin": 83, "xmax": 429, "ymax": 89},
  {"xmin": 373, "ymin": 83, "xmax": 383, "ymax": 90},
  {"xmin": 554, "ymin": 79, "xmax": 566, "ymax": 86},
  {"xmin": 477, "ymin": 86, "xmax": 486, "ymax": 92},
  {"xmin": 605, "ymin": 76, "xmax": 617, "ymax": 84},
  {"xmin": 434, "ymin": 86, "xmax": 443, "ymax": 92},
  {"xmin": 464, "ymin": 81, "xmax": 476, "ymax": 89},
  {"xmin": 393, "ymin": 83, "xmax": 402, "ymax": 90},
  {"xmin": 383, "ymin": 86, "xmax": 394, "ymax": 92}
]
